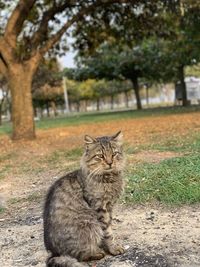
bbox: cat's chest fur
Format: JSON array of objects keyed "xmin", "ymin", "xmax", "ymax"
[{"xmin": 83, "ymin": 173, "xmax": 124, "ymax": 211}]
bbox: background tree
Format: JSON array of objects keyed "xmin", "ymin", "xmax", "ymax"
[
  {"xmin": 73, "ymin": 44, "xmax": 149, "ymax": 110},
  {"xmin": 1, "ymin": 0, "xmax": 199, "ymax": 139},
  {"xmin": 161, "ymin": 1, "xmax": 200, "ymax": 105},
  {"xmin": 0, "ymin": 74, "xmax": 9, "ymax": 125},
  {"xmin": 1, "ymin": 0, "xmax": 141, "ymax": 140},
  {"xmin": 74, "ymin": 1, "xmax": 200, "ymax": 107}
]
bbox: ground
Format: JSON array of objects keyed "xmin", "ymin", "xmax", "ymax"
[{"xmin": 0, "ymin": 110, "xmax": 200, "ymax": 267}]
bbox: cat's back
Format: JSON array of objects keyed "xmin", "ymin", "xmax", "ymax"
[
  {"xmin": 43, "ymin": 169, "xmax": 84, "ymax": 222},
  {"xmin": 45, "ymin": 169, "xmax": 80, "ymax": 202}
]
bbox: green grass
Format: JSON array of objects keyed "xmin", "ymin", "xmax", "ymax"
[
  {"xmin": 46, "ymin": 147, "xmax": 83, "ymax": 164},
  {"xmin": 141, "ymin": 132, "xmax": 200, "ymax": 154},
  {"xmin": 0, "ymin": 207, "xmax": 6, "ymax": 214},
  {"xmin": 125, "ymin": 129, "xmax": 200, "ymax": 205},
  {"xmin": 1, "ymin": 105, "xmax": 200, "ymax": 135},
  {"xmin": 125, "ymin": 155, "xmax": 200, "ymax": 205}
]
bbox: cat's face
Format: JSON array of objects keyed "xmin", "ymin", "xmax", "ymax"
[{"xmin": 81, "ymin": 131, "xmax": 125, "ymax": 175}]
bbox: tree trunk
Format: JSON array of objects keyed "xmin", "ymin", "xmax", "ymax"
[
  {"xmin": 46, "ymin": 102, "xmax": 50, "ymax": 117},
  {"xmin": 110, "ymin": 95, "xmax": 114, "ymax": 110},
  {"xmin": 96, "ymin": 98, "xmax": 100, "ymax": 111},
  {"xmin": 51, "ymin": 101, "xmax": 58, "ymax": 117},
  {"xmin": 131, "ymin": 77, "xmax": 142, "ymax": 110},
  {"xmin": 40, "ymin": 107, "xmax": 44, "ymax": 118},
  {"xmin": 146, "ymin": 86, "xmax": 149, "ymax": 105},
  {"xmin": 34, "ymin": 106, "xmax": 37, "ymax": 118},
  {"xmin": 75, "ymin": 101, "xmax": 80, "ymax": 112},
  {"xmin": 8, "ymin": 65, "xmax": 35, "ymax": 140},
  {"xmin": 124, "ymin": 91, "xmax": 129, "ymax": 108},
  {"xmin": 178, "ymin": 65, "xmax": 188, "ymax": 106},
  {"xmin": 84, "ymin": 100, "xmax": 88, "ymax": 112},
  {"xmin": 0, "ymin": 102, "xmax": 2, "ymax": 125}
]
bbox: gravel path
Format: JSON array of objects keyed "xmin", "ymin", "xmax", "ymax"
[{"xmin": 1, "ymin": 203, "xmax": 200, "ymax": 267}]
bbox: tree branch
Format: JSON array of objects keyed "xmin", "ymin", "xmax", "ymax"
[
  {"xmin": 31, "ymin": 2, "xmax": 78, "ymax": 49},
  {"xmin": 0, "ymin": 57, "xmax": 8, "ymax": 78},
  {"xmin": 0, "ymin": 37, "xmax": 16, "ymax": 65},
  {"xmin": 39, "ymin": 0, "xmax": 130, "ymax": 56},
  {"xmin": 4, "ymin": 0, "xmax": 36, "ymax": 46}
]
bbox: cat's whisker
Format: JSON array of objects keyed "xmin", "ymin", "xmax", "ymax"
[
  {"xmin": 88, "ymin": 167, "xmax": 101, "ymax": 182},
  {"xmin": 88, "ymin": 168, "xmax": 99, "ymax": 178}
]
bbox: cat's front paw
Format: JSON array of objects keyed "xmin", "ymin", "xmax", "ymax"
[
  {"xmin": 90, "ymin": 250, "xmax": 106, "ymax": 261},
  {"xmin": 107, "ymin": 244, "xmax": 125, "ymax": 255}
]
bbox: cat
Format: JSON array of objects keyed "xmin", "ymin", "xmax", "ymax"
[{"xmin": 43, "ymin": 131, "xmax": 125, "ymax": 267}]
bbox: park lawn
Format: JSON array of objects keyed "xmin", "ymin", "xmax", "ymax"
[
  {"xmin": 1, "ymin": 105, "xmax": 200, "ymax": 135},
  {"xmin": 0, "ymin": 106, "xmax": 200, "ymax": 208},
  {"xmin": 124, "ymin": 127, "xmax": 200, "ymax": 205},
  {"xmin": 125, "ymin": 154, "xmax": 200, "ymax": 205}
]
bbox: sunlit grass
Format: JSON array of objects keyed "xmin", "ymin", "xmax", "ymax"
[
  {"xmin": 125, "ymin": 155, "xmax": 200, "ymax": 205},
  {"xmin": 1, "ymin": 105, "xmax": 200, "ymax": 135}
]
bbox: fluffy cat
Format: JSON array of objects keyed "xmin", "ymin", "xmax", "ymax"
[{"xmin": 43, "ymin": 131, "xmax": 125, "ymax": 267}]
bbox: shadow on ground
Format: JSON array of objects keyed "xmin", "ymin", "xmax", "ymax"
[{"xmin": 97, "ymin": 248, "xmax": 169, "ymax": 267}]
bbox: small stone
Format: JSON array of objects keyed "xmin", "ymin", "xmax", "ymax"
[
  {"xmin": 31, "ymin": 260, "xmax": 39, "ymax": 266},
  {"xmin": 146, "ymin": 211, "xmax": 156, "ymax": 220}
]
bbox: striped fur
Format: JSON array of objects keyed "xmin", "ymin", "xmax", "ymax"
[{"xmin": 43, "ymin": 132, "xmax": 125, "ymax": 267}]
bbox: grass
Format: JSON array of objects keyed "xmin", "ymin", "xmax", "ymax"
[
  {"xmin": 125, "ymin": 155, "xmax": 200, "ymax": 205},
  {"xmin": 1, "ymin": 105, "xmax": 200, "ymax": 206},
  {"xmin": 125, "ymin": 129, "xmax": 200, "ymax": 205},
  {"xmin": 0, "ymin": 207, "xmax": 6, "ymax": 214},
  {"xmin": 47, "ymin": 147, "xmax": 83, "ymax": 163},
  {"xmin": 1, "ymin": 105, "xmax": 200, "ymax": 135}
]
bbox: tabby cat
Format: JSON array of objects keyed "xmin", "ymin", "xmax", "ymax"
[{"xmin": 43, "ymin": 131, "xmax": 125, "ymax": 267}]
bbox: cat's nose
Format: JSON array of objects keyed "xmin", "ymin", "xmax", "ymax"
[{"xmin": 106, "ymin": 159, "xmax": 113, "ymax": 167}]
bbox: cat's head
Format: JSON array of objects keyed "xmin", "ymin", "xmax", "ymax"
[{"xmin": 81, "ymin": 131, "xmax": 125, "ymax": 176}]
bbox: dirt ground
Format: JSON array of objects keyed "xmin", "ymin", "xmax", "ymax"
[{"xmin": 0, "ymin": 112, "xmax": 200, "ymax": 267}]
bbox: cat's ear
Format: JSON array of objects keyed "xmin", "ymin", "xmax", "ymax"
[
  {"xmin": 84, "ymin": 135, "xmax": 96, "ymax": 144},
  {"xmin": 111, "ymin": 131, "xmax": 123, "ymax": 145}
]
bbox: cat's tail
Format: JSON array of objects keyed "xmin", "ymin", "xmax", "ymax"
[{"xmin": 47, "ymin": 255, "xmax": 87, "ymax": 267}]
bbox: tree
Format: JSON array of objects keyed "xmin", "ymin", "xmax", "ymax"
[
  {"xmin": 186, "ymin": 64, "xmax": 200, "ymax": 77},
  {"xmin": 32, "ymin": 57, "xmax": 63, "ymax": 117},
  {"xmin": 64, "ymin": 67, "xmax": 133, "ymax": 110},
  {"xmin": 32, "ymin": 58, "xmax": 61, "ymax": 93},
  {"xmin": 33, "ymin": 84, "xmax": 64, "ymax": 117},
  {"xmin": 1, "ymin": 1, "xmax": 198, "ymax": 139},
  {"xmin": 73, "ymin": 44, "xmax": 145, "ymax": 109},
  {"xmin": 74, "ymin": 1, "xmax": 200, "ymax": 107},
  {"xmin": 0, "ymin": 0, "xmax": 137, "ymax": 140},
  {"xmin": 0, "ymin": 75, "xmax": 9, "ymax": 125}
]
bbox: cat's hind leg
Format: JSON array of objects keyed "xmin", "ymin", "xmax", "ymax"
[{"xmin": 76, "ymin": 219, "xmax": 106, "ymax": 262}]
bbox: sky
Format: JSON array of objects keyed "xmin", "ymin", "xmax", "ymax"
[
  {"xmin": 58, "ymin": 36, "xmax": 76, "ymax": 69},
  {"xmin": 59, "ymin": 50, "xmax": 76, "ymax": 69}
]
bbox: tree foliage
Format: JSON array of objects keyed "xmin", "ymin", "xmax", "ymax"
[{"xmin": 0, "ymin": 0, "xmax": 200, "ymax": 138}]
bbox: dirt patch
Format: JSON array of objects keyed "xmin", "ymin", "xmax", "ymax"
[
  {"xmin": 0, "ymin": 204, "xmax": 200, "ymax": 267},
  {"xmin": 97, "ymin": 247, "xmax": 169, "ymax": 267},
  {"xmin": 128, "ymin": 150, "xmax": 181, "ymax": 164}
]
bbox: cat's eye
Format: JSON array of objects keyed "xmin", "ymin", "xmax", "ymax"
[
  {"xmin": 113, "ymin": 152, "xmax": 119, "ymax": 156},
  {"xmin": 95, "ymin": 154, "xmax": 104, "ymax": 159}
]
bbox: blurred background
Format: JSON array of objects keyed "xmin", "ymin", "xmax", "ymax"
[{"xmin": 0, "ymin": 0, "xmax": 200, "ymax": 132}]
